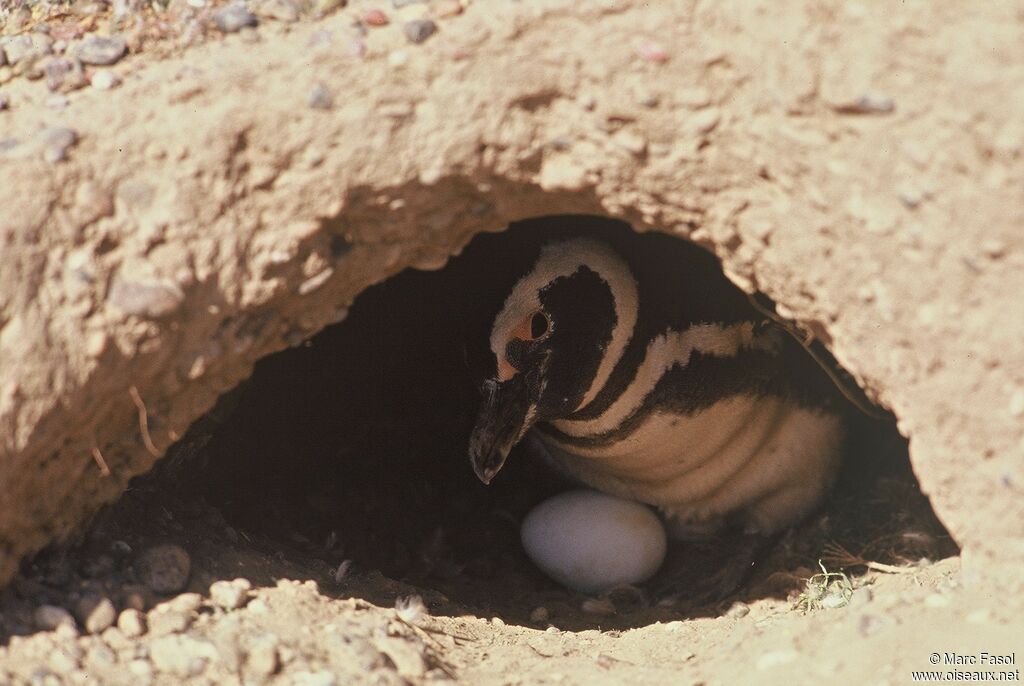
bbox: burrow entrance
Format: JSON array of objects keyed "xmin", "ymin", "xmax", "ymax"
[{"xmin": 13, "ymin": 216, "xmax": 957, "ymax": 635}]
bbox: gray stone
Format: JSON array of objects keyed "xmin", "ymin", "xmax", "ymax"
[
  {"xmin": 42, "ymin": 57, "xmax": 73, "ymax": 92},
  {"xmin": 307, "ymin": 83, "xmax": 333, "ymax": 109},
  {"xmin": 403, "ymin": 19, "xmax": 437, "ymax": 44},
  {"xmin": 34, "ymin": 605, "xmax": 76, "ymax": 631},
  {"xmin": 215, "ymin": 4, "xmax": 259, "ymax": 33},
  {"xmin": 135, "ymin": 544, "xmax": 191, "ymax": 594},
  {"xmin": 1, "ymin": 33, "xmax": 53, "ymax": 66},
  {"xmin": 76, "ymin": 35, "xmax": 127, "ymax": 66}
]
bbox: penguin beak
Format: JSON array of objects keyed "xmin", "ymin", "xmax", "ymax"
[{"xmin": 469, "ymin": 371, "xmax": 541, "ymax": 484}]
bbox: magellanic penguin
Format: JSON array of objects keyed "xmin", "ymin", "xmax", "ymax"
[{"xmin": 465, "ymin": 217, "xmax": 846, "ymax": 547}]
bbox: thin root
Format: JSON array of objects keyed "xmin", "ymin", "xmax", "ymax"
[
  {"xmin": 90, "ymin": 443, "xmax": 111, "ymax": 477},
  {"xmin": 129, "ymin": 385, "xmax": 160, "ymax": 457},
  {"xmin": 822, "ymin": 541, "xmax": 914, "ymax": 574}
]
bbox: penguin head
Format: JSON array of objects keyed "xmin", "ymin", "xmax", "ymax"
[{"xmin": 467, "ymin": 236, "xmax": 638, "ymax": 483}]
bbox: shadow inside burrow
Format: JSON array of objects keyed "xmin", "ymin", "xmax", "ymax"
[{"xmin": 3, "ymin": 215, "xmax": 958, "ymax": 641}]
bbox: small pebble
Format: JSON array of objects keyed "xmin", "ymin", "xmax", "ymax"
[
  {"xmin": 148, "ymin": 609, "xmax": 193, "ymax": 636},
  {"xmin": 691, "ymin": 108, "xmax": 721, "ymax": 134},
  {"xmin": 214, "ymin": 3, "xmax": 259, "ymax": 33},
  {"xmin": 392, "ymin": 0, "xmax": 426, "ymax": 7},
  {"xmin": 333, "ymin": 560, "xmax": 352, "ymax": 583},
  {"xmin": 363, "ymin": 9, "xmax": 389, "ymax": 26},
  {"xmin": 832, "ymin": 92, "xmax": 895, "ymax": 114},
  {"xmin": 42, "ymin": 57, "xmax": 74, "ymax": 92},
  {"xmin": 403, "ymin": 18, "xmax": 437, "ymax": 44},
  {"xmin": 307, "ymin": 83, "xmax": 333, "ymax": 109},
  {"xmin": 135, "ymin": 544, "xmax": 191, "ymax": 594},
  {"xmin": 434, "ymin": 0, "xmax": 462, "ymax": 17},
  {"xmin": 76, "ymin": 595, "xmax": 117, "ymax": 634},
  {"xmin": 898, "ymin": 190, "xmax": 922, "ymax": 209},
  {"xmin": 634, "ymin": 40, "xmax": 668, "ymax": 63},
  {"xmin": 34, "ymin": 605, "xmax": 76, "ymax": 631},
  {"xmin": 724, "ymin": 601, "xmax": 750, "ymax": 618},
  {"xmin": 0, "ymin": 93, "xmax": 9, "ymax": 111},
  {"xmin": 117, "ymin": 609, "xmax": 147, "ymax": 637},
  {"xmin": 41, "ymin": 126, "xmax": 78, "ymax": 163},
  {"xmin": 76, "ymin": 35, "xmax": 127, "ymax": 66},
  {"xmin": 91, "ymin": 70, "xmax": 121, "ymax": 90},
  {"xmin": 529, "ymin": 607, "xmax": 549, "ymax": 623},
  {"xmin": 209, "ymin": 578, "xmax": 251, "ymax": 610},
  {"xmin": 167, "ymin": 592, "xmax": 204, "ymax": 615},
  {"xmin": 638, "ymin": 92, "xmax": 660, "ymax": 108}
]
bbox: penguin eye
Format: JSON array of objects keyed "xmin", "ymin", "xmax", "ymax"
[{"xmin": 529, "ymin": 311, "xmax": 551, "ymax": 339}]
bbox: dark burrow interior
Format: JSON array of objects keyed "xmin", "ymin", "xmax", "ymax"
[{"xmin": 7, "ymin": 216, "xmax": 958, "ymax": 638}]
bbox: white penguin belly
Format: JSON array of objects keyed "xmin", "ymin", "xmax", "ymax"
[{"xmin": 540, "ymin": 395, "xmax": 843, "ymax": 538}]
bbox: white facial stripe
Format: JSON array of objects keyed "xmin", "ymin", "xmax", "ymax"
[
  {"xmin": 488, "ymin": 238, "xmax": 638, "ymax": 402},
  {"xmin": 552, "ymin": 322, "xmax": 781, "ymax": 437}
]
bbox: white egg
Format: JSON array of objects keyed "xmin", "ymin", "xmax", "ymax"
[{"xmin": 520, "ymin": 489, "xmax": 667, "ymax": 594}]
